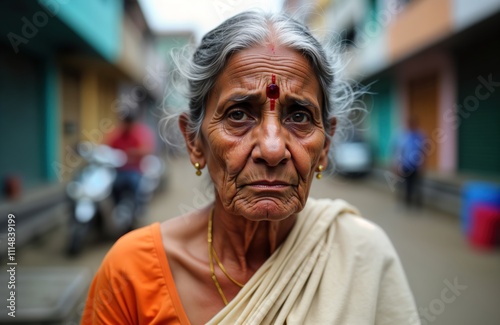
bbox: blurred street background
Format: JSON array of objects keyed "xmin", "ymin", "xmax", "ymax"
[{"xmin": 1, "ymin": 0, "xmax": 500, "ymax": 324}]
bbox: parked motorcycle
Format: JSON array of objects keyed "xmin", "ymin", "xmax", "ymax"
[{"xmin": 65, "ymin": 142, "xmax": 164, "ymax": 255}]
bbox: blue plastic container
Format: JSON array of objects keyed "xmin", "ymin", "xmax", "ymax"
[{"xmin": 461, "ymin": 182, "xmax": 500, "ymax": 235}]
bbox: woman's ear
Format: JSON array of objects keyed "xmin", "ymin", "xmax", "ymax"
[
  {"xmin": 319, "ymin": 117, "xmax": 336, "ymax": 168},
  {"xmin": 179, "ymin": 113, "xmax": 206, "ymax": 167}
]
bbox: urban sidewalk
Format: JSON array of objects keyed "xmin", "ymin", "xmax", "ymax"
[{"xmin": 368, "ymin": 166, "xmax": 500, "ymax": 217}]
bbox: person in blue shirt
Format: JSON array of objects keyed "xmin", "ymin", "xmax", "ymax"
[{"xmin": 394, "ymin": 117, "xmax": 427, "ymax": 207}]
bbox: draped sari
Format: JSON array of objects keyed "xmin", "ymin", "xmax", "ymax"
[{"xmin": 207, "ymin": 198, "xmax": 419, "ymax": 325}]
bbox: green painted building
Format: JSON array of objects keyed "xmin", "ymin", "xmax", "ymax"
[{"xmin": 0, "ymin": 0, "xmax": 123, "ymax": 189}]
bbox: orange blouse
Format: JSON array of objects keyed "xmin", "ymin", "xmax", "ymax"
[{"xmin": 81, "ymin": 223, "xmax": 191, "ymax": 324}]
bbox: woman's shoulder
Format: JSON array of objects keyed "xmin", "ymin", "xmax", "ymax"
[
  {"xmin": 91, "ymin": 223, "xmax": 168, "ymax": 303},
  {"xmin": 160, "ymin": 207, "xmax": 210, "ymax": 247},
  {"xmin": 83, "ymin": 223, "xmax": 187, "ymax": 324},
  {"xmin": 100, "ymin": 223, "xmax": 162, "ymax": 272},
  {"xmin": 307, "ymin": 197, "xmax": 397, "ymax": 257}
]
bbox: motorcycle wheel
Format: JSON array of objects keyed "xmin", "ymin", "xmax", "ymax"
[{"xmin": 67, "ymin": 223, "xmax": 88, "ymax": 256}]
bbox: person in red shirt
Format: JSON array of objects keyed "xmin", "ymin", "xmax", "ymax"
[{"xmin": 106, "ymin": 112, "xmax": 155, "ymax": 206}]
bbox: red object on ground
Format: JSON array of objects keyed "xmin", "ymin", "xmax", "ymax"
[
  {"xmin": 469, "ymin": 204, "xmax": 500, "ymax": 250},
  {"xmin": 3, "ymin": 175, "xmax": 21, "ymax": 200}
]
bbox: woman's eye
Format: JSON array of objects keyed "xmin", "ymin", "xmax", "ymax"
[
  {"xmin": 228, "ymin": 110, "xmax": 247, "ymax": 121},
  {"xmin": 289, "ymin": 112, "xmax": 310, "ymax": 123}
]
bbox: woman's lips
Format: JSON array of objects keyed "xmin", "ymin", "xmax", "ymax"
[{"xmin": 245, "ymin": 180, "xmax": 293, "ymax": 190}]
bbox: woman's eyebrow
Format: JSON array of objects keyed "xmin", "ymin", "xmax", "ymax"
[
  {"xmin": 284, "ymin": 95, "xmax": 320, "ymax": 112},
  {"xmin": 215, "ymin": 92, "xmax": 265, "ymax": 112},
  {"xmin": 225, "ymin": 92, "xmax": 263, "ymax": 103}
]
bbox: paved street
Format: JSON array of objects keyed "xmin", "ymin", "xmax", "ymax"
[{"xmin": 17, "ymin": 155, "xmax": 500, "ymax": 325}]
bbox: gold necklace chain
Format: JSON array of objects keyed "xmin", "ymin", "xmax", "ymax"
[
  {"xmin": 211, "ymin": 246, "xmax": 244, "ymax": 288},
  {"xmin": 207, "ymin": 207, "xmax": 244, "ymax": 306}
]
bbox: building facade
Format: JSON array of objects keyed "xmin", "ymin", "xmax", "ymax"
[
  {"xmin": 284, "ymin": 0, "xmax": 500, "ymax": 213},
  {"xmin": 0, "ymin": 0, "xmax": 166, "ymax": 245}
]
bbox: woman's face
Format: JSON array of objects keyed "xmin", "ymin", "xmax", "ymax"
[{"xmin": 185, "ymin": 45, "xmax": 334, "ymax": 221}]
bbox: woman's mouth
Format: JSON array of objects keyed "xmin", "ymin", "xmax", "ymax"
[{"xmin": 246, "ymin": 180, "xmax": 292, "ymax": 190}]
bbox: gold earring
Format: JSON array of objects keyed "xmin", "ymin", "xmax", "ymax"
[
  {"xmin": 194, "ymin": 162, "xmax": 202, "ymax": 176},
  {"xmin": 316, "ymin": 165, "xmax": 324, "ymax": 180}
]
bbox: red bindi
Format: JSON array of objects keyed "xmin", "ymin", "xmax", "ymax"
[{"xmin": 266, "ymin": 74, "xmax": 279, "ymax": 111}]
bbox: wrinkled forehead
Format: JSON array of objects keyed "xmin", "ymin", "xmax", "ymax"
[
  {"xmin": 209, "ymin": 45, "xmax": 322, "ymax": 104},
  {"xmin": 229, "ymin": 46, "xmax": 316, "ymax": 84}
]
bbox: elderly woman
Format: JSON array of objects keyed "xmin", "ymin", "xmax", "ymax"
[{"xmin": 82, "ymin": 11, "xmax": 419, "ymax": 325}]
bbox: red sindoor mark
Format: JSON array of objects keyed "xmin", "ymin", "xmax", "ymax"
[{"xmin": 266, "ymin": 74, "xmax": 279, "ymax": 111}]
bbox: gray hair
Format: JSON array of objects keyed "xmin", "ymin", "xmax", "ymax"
[{"xmin": 162, "ymin": 10, "xmax": 362, "ymax": 163}]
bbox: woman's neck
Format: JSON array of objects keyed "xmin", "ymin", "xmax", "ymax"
[{"xmin": 210, "ymin": 200, "xmax": 297, "ymax": 274}]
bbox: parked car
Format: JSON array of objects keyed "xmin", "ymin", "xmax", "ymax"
[{"xmin": 333, "ymin": 139, "xmax": 373, "ymax": 177}]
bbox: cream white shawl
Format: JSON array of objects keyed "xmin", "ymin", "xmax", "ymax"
[{"xmin": 207, "ymin": 198, "xmax": 419, "ymax": 325}]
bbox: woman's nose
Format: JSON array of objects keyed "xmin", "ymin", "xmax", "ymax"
[{"xmin": 251, "ymin": 116, "xmax": 291, "ymax": 166}]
